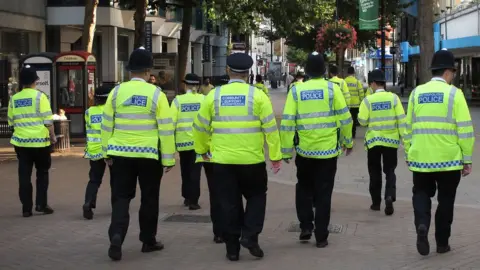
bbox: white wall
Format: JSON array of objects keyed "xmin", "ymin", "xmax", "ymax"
[{"xmin": 439, "ymin": 8, "xmax": 480, "ymax": 39}]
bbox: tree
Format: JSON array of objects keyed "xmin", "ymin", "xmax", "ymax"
[
  {"xmin": 417, "ymin": 0, "xmax": 434, "ymax": 84},
  {"xmin": 286, "ymin": 46, "xmax": 309, "ymax": 67},
  {"xmin": 118, "ymin": 0, "xmax": 147, "ymax": 49},
  {"xmin": 177, "ymin": 1, "xmax": 194, "ymax": 92},
  {"xmin": 81, "ymin": 0, "xmax": 99, "ymax": 53}
]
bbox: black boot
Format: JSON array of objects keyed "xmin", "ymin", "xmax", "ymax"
[
  {"xmin": 108, "ymin": 234, "xmax": 122, "ymax": 261},
  {"xmin": 225, "ymin": 241, "xmax": 240, "ymax": 261},
  {"xmin": 299, "ymin": 229, "xmax": 312, "ymax": 241},
  {"xmin": 213, "ymin": 236, "xmax": 224, "ymax": 244},
  {"xmin": 416, "ymin": 224, "xmax": 430, "ymax": 256},
  {"xmin": 188, "ymin": 203, "xmax": 201, "ymax": 210},
  {"xmin": 141, "ymin": 241, "xmax": 165, "ymax": 253},
  {"xmin": 437, "ymin": 245, "xmax": 451, "ymax": 254},
  {"xmin": 83, "ymin": 204, "xmax": 94, "ymax": 220},
  {"xmin": 240, "ymin": 238, "xmax": 264, "ymax": 258},
  {"xmin": 370, "ymin": 204, "xmax": 381, "ymax": 211},
  {"xmin": 384, "ymin": 197, "xmax": 394, "ymax": 216},
  {"xmin": 35, "ymin": 205, "xmax": 54, "ymax": 215}
]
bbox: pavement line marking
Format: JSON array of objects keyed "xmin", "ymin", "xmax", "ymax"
[{"xmin": 268, "ymin": 177, "xmax": 480, "ymax": 210}]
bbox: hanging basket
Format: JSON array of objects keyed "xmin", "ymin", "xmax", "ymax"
[{"xmin": 316, "ymin": 20, "xmax": 358, "ymax": 54}]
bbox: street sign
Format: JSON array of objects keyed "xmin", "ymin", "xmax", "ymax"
[
  {"xmin": 203, "ymin": 36, "xmax": 210, "ymax": 62},
  {"xmin": 144, "ymin": 21, "xmax": 153, "ymax": 52},
  {"xmin": 359, "ymin": 0, "xmax": 379, "ymax": 30}
]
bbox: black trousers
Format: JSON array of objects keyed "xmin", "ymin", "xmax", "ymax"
[
  {"xmin": 350, "ymin": 108, "xmax": 359, "ymax": 138},
  {"xmin": 412, "ymin": 170, "xmax": 461, "ymax": 246},
  {"xmin": 108, "ymin": 156, "xmax": 163, "ymax": 245},
  {"xmin": 295, "ymin": 155, "xmax": 337, "ymax": 242},
  {"xmin": 204, "ymin": 162, "xmax": 223, "ymax": 237},
  {"xmin": 84, "ymin": 159, "xmax": 113, "ymax": 208},
  {"xmin": 14, "ymin": 146, "xmax": 51, "ymax": 212},
  {"xmin": 367, "ymin": 146, "xmax": 398, "ymax": 206},
  {"xmin": 179, "ymin": 150, "xmax": 202, "ymax": 204},
  {"xmin": 214, "ymin": 162, "xmax": 267, "ymax": 248}
]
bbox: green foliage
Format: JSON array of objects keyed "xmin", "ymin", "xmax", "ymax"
[
  {"xmin": 206, "ymin": 0, "xmax": 265, "ymax": 34},
  {"xmin": 286, "ymin": 46, "xmax": 308, "ymax": 67}
]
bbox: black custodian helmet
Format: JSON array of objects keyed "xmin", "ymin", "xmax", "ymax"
[
  {"xmin": 126, "ymin": 46, "xmax": 153, "ymax": 71},
  {"xmin": 369, "ymin": 69, "xmax": 386, "ymax": 83},
  {"xmin": 305, "ymin": 52, "xmax": 326, "ymax": 78},
  {"xmin": 430, "ymin": 49, "xmax": 456, "ymax": 70}
]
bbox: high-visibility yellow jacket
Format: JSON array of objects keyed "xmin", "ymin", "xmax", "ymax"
[
  {"xmin": 280, "ymin": 78, "xmax": 353, "ymax": 159},
  {"xmin": 404, "ymin": 78, "xmax": 475, "ymax": 172},
  {"xmin": 101, "ymin": 78, "xmax": 176, "ymax": 166},
  {"xmin": 345, "ymin": 75, "xmax": 365, "ymax": 108},
  {"xmin": 193, "ymin": 79, "xmax": 282, "ymax": 164},
  {"xmin": 84, "ymin": 105, "xmax": 104, "ymax": 160},
  {"xmin": 365, "ymin": 87, "xmax": 374, "ymax": 97},
  {"xmin": 171, "ymin": 90, "xmax": 205, "ymax": 152},
  {"xmin": 358, "ymin": 90, "xmax": 406, "ymax": 150},
  {"xmin": 329, "ymin": 76, "xmax": 351, "ymax": 106},
  {"xmin": 8, "ymin": 88, "xmax": 53, "ymax": 147},
  {"xmin": 254, "ymin": 83, "xmax": 269, "ymax": 97}
]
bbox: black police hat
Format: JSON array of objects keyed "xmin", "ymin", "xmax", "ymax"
[
  {"xmin": 220, "ymin": 74, "xmax": 230, "ymax": 83},
  {"xmin": 255, "ymin": 74, "xmax": 263, "ymax": 82},
  {"xmin": 329, "ymin": 65, "xmax": 339, "ymax": 75},
  {"xmin": 369, "ymin": 69, "xmax": 386, "ymax": 83},
  {"xmin": 19, "ymin": 65, "xmax": 39, "ymax": 85},
  {"xmin": 95, "ymin": 84, "xmax": 113, "ymax": 98},
  {"xmin": 183, "ymin": 73, "xmax": 201, "ymax": 85},
  {"xmin": 295, "ymin": 71, "xmax": 305, "ymax": 78},
  {"xmin": 431, "ymin": 49, "xmax": 456, "ymax": 70},
  {"xmin": 347, "ymin": 66, "xmax": 355, "ymax": 74},
  {"xmin": 126, "ymin": 46, "xmax": 153, "ymax": 71},
  {"xmin": 367, "ymin": 71, "xmax": 373, "ymax": 84},
  {"xmin": 305, "ymin": 52, "xmax": 326, "ymax": 78},
  {"xmin": 227, "ymin": 53, "xmax": 253, "ymax": 73}
]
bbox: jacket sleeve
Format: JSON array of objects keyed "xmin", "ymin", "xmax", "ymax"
[
  {"xmin": 193, "ymin": 93, "xmax": 213, "ymax": 155},
  {"xmin": 101, "ymin": 90, "xmax": 115, "ymax": 158},
  {"xmin": 39, "ymin": 93, "xmax": 54, "ymax": 126},
  {"xmin": 170, "ymin": 97, "xmax": 179, "ymax": 130},
  {"xmin": 280, "ymin": 85, "xmax": 298, "ymax": 159},
  {"xmin": 394, "ymin": 94, "xmax": 407, "ymax": 139},
  {"xmin": 341, "ymin": 81, "xmax": 351, "ymax": 106},
  {"xmin": 403, "ymin": 90, "xmax": 415, "ymax": 157},
  {"xmin": 258, "ymin": 91, "xmax": 281, "ymax": 161},
  {"xmin": 156, "ymin": 92, "xmax": 176, "ymax": 166},
  {"xmin": 358, "ymin": 80, "xmax": 365, "ymax": 102},
  {"xmin": 7, "ymin": 99, "xmax": 13, "ymax": 126},
  {"xmin": 333, "ymin": 84, "xmax": 353, "ymax": 148},
  {"xmin": 454, "ymin": 89, "xmax": 475, "ymax": 164},
  {"xmin": 358, "ymin": 98, "xmax": 369, "ymax": 126}
]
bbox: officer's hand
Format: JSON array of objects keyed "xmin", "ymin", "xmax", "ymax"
[
  {"xmin": 165, "ymin": 166, "xmax": 174, "ymax": 173},
  {"xmin": 342, "ymin": 146, "xmax": 353, "ymax": 156},
  {"xmin": 202, "ymin": 153, "xmax": 211, "ymax": 161},
  {"xmin": 462, "ymin": 164, "xmax": 472, "ymax": 177},
  {"xmin": 271, "ymin": 160, "xmax": 282, "ymax": 174},
  {"xmin": 283, "ymin": 158, "xmax": 291, "ymax": 164},
  {"xmin": 105, "ymin": 158, "xmax": 113, "ymax": 166}
]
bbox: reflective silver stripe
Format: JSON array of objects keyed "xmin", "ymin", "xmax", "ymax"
[
  {"xmin": 213, "ymin": 115, "xmax": 259, "ymax": 121},
  {"xmin": 213, "ymin": 86, "xmax": 222, "ymax": 116},
  {"xmin": 369, "ymin": 116, "xmax": 397, "ymax": 123},
  {"xmin": 464, "ymin": 155, "xmax": 472, "ymax": 162},
  {"xmin": 261, "ymin": 113, "xmax": 275, "ymax": 123},
  {"xmin": 115, "ymin": 113, "xmax": 153, "ymax": 120},
  {"xmin": 364, "ymin": 97, "xmax": 370, "ymax": 108},
  {"xmin": 87, "ymin": 129, "xmax": 101, "ymax": 134},
  {"xmin": 397, "ymin": 114, "xmax": 406, "ymax": 120},
  {"xmin": 151, "ymin": 87, "xmax": 161, "ymax": 115},
  {"xmin": 177, "ymin": 118, "xmax": 194, "ymax": 123},
  {"xmin": 340, "ymin": 118, "xmax": 353, "ymax": 125},
  {"xmin": 193, "ymin": 122, "xmax": 211, "ymax": 134},
  {"xmin": 393, "ymin": 96, "xmax": 398, "ymax": 106},
  {"xmin": 87, "ymin": 137, "xmax": 102, "ymax": 142},
  {"xmin": 458, "ymin": 132, "xmax": 474, "ymax": 138},
  {"xmin": 334, "ymin": 107, "xmax": 349, "ymax": 115},
  {"xmin": 398, "ymin": 123, "xmax": 407, "ymax": 128},
  {"xmin": 263, "ymin": 125, "xmax": 277, "ymax": 133},
  {"xmin": 114, "ymin": 124, "xmax": 157, "ymax": 130},
  {"xmin": 292, "ymin": 85, "xmax": 298, "ymax": 102},
  {"xmin": 358, "ymin": 118, "xmax": 368, "ymax": 125},
  {"xmin": 412, "ymin": 128, "xmax": 457, "ymax": 135},
  {"xmin": 457, "ymin": 120, "xmax": 472, "ymax": 127},
  {"xmin": 297, "ymin": 122, "xmax": 337, "ymax": 130},
  {"xmin": 101, "ymin": 125, "xmax": 112, "ymax": 132},
  {"xmin": 159, "ymin": 130, "xmax": 175, "ymax": 136},
  {"xmin": 161, "ymin": 153, "xmax": 175, "ymax": 159},
  {"xmin": 410, "ymin": 88, "xmax": 416, "ymax": 120},
  {"xmin": 197, "ymin": 115, "xmax": 210, "ymax": 126},
  {"xmin": 111, "ymin": 85, "xmax": 121, "ymax": 114},
  {"xmin": 369, "ymin": 125, "xmax": 397, "ymax": 131},
  {"xmin": 328, "ymin": 82, "xmax": 334, "ymax": 110},
  {"xmin": 14, "ymin": 121, "xmax": 43, "ymax": 127},
  {"xmin": 403, "ymin": 134, "xmax": 412, "ymax": 139},
  {"xmin": 214, "ymin": 127, "xmax": 262, "ymax": 134},
  {"xmin": 35, "ymin": 91, "xmax": 42, "ymax": 115},
  {"xmin": 297, "ymin": 111, "xmax": 333, "ymax": 119},
  {"xmin": 158, "ymin": 118, "xmax": 173, "ymax": 124},
  {"xmin": 173, "ymin": 97, "xmax": 179, "ymax": 108},
  {"xmin": 413, "ymin": 116, "xmax": 455, "ymax": 124},
  {"xmin": 282, "ymin": 148, "xmax": 293, "ymax": 153},
  {"xmin": 280, "ymin": 125, "xmax": 296, "ymax": 131},
  {"xmin": 7, "ymin": 117, "xmax": 13, "ymax": 123},
  {"xmin": 12, "ymin": 112, "xmax": 52, "ymax": 120},
  {"xmin": 44, "ymin": 120, "xmax": 53, "ymax": 125},
  {"xmin": 103, "ymin": 114, "xmax": 114, "ymax": 122},
  {"xmin": 282, "ymin": 114, "xmax": 296, "ymax": 120},
  {"xmin": 247, "ymin": 86, "xmax": 254, "ymax": 115},
  {"xmin": 176, "ymin": 126, "xmax": 192, "ymax": 132},
  {"xmin": 446, "ymin": 86, "xmax": 456, "ymax": 120}
]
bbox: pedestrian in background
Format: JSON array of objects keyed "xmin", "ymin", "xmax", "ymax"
[
  {"xmin": 345, "ymin": 66, "xmax": 365, "ymax": 138},
  {"xmin": 254, "ymin": 74, "xmax": 269, "ymax": 97},
  {"xmin": 200, "ymin": 77, "xmax": 214, "ymax": 95},
  {"xmin": 8, "ymin": 65, "xmax": 56, "ymax": 217},
  {"xmin": 148, "ymin": 74, "xmax": 157, "ymax": 85}
]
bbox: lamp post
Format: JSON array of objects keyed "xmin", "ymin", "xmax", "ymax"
[{"xmin": 380, "ymin": 0, "xmax": 386, "ymax": 72}]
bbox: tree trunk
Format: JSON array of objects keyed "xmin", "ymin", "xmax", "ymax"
[
  {"xmin": 81, "ymin": 0, "xmax": 99, "ymax": 53},
  {"xmin": 244, "ymin": 33, "xmax": 250, "ymax": 54},
  {"xmin": 178, "ymin": 2, "xmax": 193, "ymax": 93},
  {"xmin": 336, "ymin": 48, "xmax": 345, "ymax": 78},
  {"xmin": 418, "ymin": 0, "xmax": 434, "ymax": 84},
  {"xmin": 133, "ymin": 0, "xmax": 147, "ymax": 49}
]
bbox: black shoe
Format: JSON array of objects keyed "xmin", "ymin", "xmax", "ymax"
[
  {"xmin": 226, "ymin": 253, "xmax": 239, "ymax": 261},
  {"xmin": 370, "ymin": 204, "xmax": 381, "ymax": 211},
  {"xmin": 213, "ymin": 236, "xmax": 224, "ymax": 244},
  {"xmin": 437, "ymin": 245, "xmax": 451, "ymax": 254},
  {"xmin": 240, "ymin": 239, "xmax": 264, "ymax": 258},
  {"xmin": 22, "ymin": 211, "xmax": 32, "ymax": 218},
  {"xmin": 35, "ymin": 205, "xmax": 54, "ymax": 215},
  {"xmin": 188, "ymin": 203, "xmax": 201, "ymax": 210},
  {"xmin": 384, "ymin": 197, "xmax": 394, "ymax": 216},
  {"xmin": 316, "ymin": 239, "xmax": 329, "ymax": 248},
  {"xmin": 83, "ymin": 204, "xmax": 93, "ymax": 220},
  {"xmin": 183, "ymin": 199, "xmax": 190, "ymax": 206},
  {"xmin": 108, "ymin": 234, "xmax": 122, "ymax": 261},
  {"xmin": 141, "ymin": 241, "xmax": 165, "ymax": 253},
  {"xmin": 299, "ymin": 229, "xmax": 313, "ymax": 241},
  {"xmin": 416, "ymin": 224, "xmax": 430, "ymax": 256}
]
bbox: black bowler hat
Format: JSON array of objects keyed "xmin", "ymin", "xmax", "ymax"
[
  {"xmin": 95, "ymin": 84, "xmax": 113, "ymax": 98},
  {"xmin": 227, "ymin": 53, "xmax": 253, "ymax": 73},
  {"xmin": 431, "ymin": 49, "xmax": 456, "ymax": 70},
  {"xmin": 19, "ymin": 65, "xmax": 40, "ymax": 85},
  {"xmin": 183, "ymin": 73, "xmax": 201, "ymax": 85},
  {"xmin": 305, "ymin": 52, "xmax": 326, "ymax": 78},
  {"xmin": 126, "ymin": 46, "xmax": 153, "ymax": 71},
  {"xmin": 369, "ymin": 69, "xmax": 386, "ymax": 83}
]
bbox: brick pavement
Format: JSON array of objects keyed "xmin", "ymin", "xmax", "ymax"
[{"xmin": 0, "ymin": 88, "xmax": 480, "ymax": 269}]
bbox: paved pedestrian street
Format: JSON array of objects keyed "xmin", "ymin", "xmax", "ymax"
[{"xmin": 1, "ymin": 88, "xmax": 480, "ymax": 269}]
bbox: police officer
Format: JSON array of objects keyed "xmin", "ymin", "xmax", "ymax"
[
  {"xmin": 288, "ymin": 71, "xmax": 305, "ymax": 93},
  {"xmin": 365, "ymin": 71, "xmax": 374, "ymax": 97},
  {"xmin": 216, "ymin": 74, "xmax": 230, "ymax": 86},
  {"xmin": 345, "ymin": 66, "xmax": 365, "ymax": 138},
  {"xmin": 82, "ymin": 84, "xmax": 113, "ymax": 220},
  {"xmin": 280, "ymin": 52, "xmax": 353, "ymax": 248},
  {"xmin": 253, "ymin": 74, "xmax": 269, "ymax": 97},
  {"xmin": 193, "ymin": 53, "xmax": 282, "ymax": 261},
  {"xmin": 404, "ymin": 49, "xmax": 474, "ymax": 256},
  {"xmin": 102, "ymin": 47, "xmax": 176, "ymax": 261},
  {"xmin": 8, "ymin": 65, "xmax": 56, "ymax": 217},
  {"xmin": 328, "ymin": 65, "xmax": 351, "ymax": 105},
  {"xmin": 358, "ymin": 69, "xmax": 406, "ymax": 215},
  {"xmin": 171, "ymin": 73, "xmax": 204, "ymax": 210}
]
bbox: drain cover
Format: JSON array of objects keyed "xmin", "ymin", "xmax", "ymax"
[
  {"xmin": 287, "ymin": 222, "xmax": 345, "ymax": 234},
  {"xmin": 163, "ymin": 214, "xmax": 212, "ymax": 223}
]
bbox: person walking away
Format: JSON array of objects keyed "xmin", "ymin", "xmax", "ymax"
[
  {"xmin": 193, "ymin": 53, "xmax": 282, "ymax": 261},
  {"xmin": 345, "ymin": 66, "xmax": 365, "ymax": 138},
  {"xmin": 8, "ymin": 65, "xmax": 56, "ymax": 217},
  {"xmin": 365, "ymin": 71, "xmax": 374, "ymax": 97},
  {"xmin": 201, "ymin": 77, "xmax": 214, "ymax": 95},
  {"xmin": 82, "ymin": 84, "xmax": 114, "ymax": 220},
  {"xmin": 358, "ymin": 69, "xmax": 406, "ymax": 215},
  {"xmin": 288, "ymin": 71, "xmax": 305, "ymax": 94},
  {"xmin": 171, "ymin": 73, "xmax": 204, "ymax": 210},
  {"xmin": 328, "ymin": 65, "xmax": 351, "ymax": 106},
  {"xmin": 249, "ymin": 72, "xmax": 254, "ymax": 84},
  {"xmin": 404, "ymin": 49, "xmax": 474, "ymax": 256},
  {"xmin": 102, "ymin": 47, "xmax": 176, "ymax": 261},
  {"xmin": 253, "ymin": 74, "xmax": 269, "ymax": 97},
  {"xmin": 280, "ymin": 52, "xmax": 353, "ymax": 248}
]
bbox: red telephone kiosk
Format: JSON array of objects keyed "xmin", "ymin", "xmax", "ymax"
[{"xmin": 55, "ymin": 51, "xmax": 97, "ymax": 137}]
